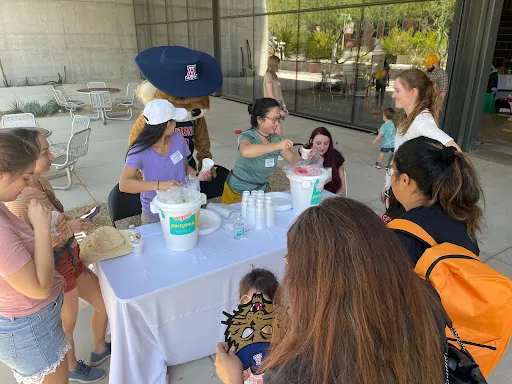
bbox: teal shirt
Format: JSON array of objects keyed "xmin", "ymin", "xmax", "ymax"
[
  {"xmin": 379, "ymin": 121, "xmax": 396, "ymax": 149},
  {"xmin": 228, "ymin": 129, "xmax": 281, "ymax": 193}
]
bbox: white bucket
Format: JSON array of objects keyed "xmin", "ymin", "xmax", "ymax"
[
  {"xmin": 286, "ymin": 168, "xmax": 329, "ymax": 216},
  {"xmin": 150, "ymin": 189, "xmax": 207, "ymax": 251}
]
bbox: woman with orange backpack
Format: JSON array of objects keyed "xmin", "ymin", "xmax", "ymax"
[
  {"xmin": 387, "ymin": 136, "xmax": 483, "ymax": 264},
  {"xmin": 387, "ymin": 136, "xmax": 512, "ymax": 378}
]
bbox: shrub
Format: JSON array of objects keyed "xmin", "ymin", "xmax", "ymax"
[
  {"xmin": 22, "ymin": 101, "xmax": 45, "ymax": 116},
  {"xmin": 5, "ymin": 100, "xmax": 24, "ymax": 114},
  {"xmin": 3, "ymin": 99, "xmax": 60, "ymax": 117},
  {"xmin": 305, "ymin": 29, "xmax": 338, "ymax": 61},
  {"xmin": 42, "ymin": 100, "xmax": 60, "ymax": 115}
]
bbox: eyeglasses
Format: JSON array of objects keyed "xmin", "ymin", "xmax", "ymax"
[
  {"xmin": 386, "ymin": 166, "xmax": 394, "ymax": 177},
  {"xmin": 265, "ymin": 116, "xmax": 284, "ymax": 124}
]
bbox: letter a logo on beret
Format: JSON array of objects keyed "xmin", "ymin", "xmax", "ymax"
[{"xmin": 185, "ymin": 64, "xmax": 198, "ymax": 81}]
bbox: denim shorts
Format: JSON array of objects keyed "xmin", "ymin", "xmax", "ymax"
[
  {"xmin": 0, "ymin": 294, "xmax": 70, "ymax": 384},
  {"xmin": 380, "ymin": 147, "xmax": 395, "ymax": 153}
]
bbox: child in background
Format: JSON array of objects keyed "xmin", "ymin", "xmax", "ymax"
[
  {"xmin": 239, "ymin": 268, "xmax": 279, "ymax": 384},
  {"xmin": 372, "ymin": 107, "xmax": 396, "ymax": 169}
]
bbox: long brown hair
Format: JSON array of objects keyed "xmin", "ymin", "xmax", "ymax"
[
  {"xmin": 394, "ymin": 136, "xmax": 483, "ymax": 238},
  {"xmin": 0, "ymin": 132, "xmax": 38, "ymax": 176},
  {"xmin": 266, "ymin": 55, "xmax": 280, "ymax": 80},
  {"xmin": 395, "ymin": 69, "xmax": 441, "ymax": 135},
  {"xmin": 263, "ymin": 198, "xmax": 443, "ymax": 384}
]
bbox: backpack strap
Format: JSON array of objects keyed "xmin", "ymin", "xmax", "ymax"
[{"xmin": 387, "ymin": 218, "xmax": 438, "ymax": 247}]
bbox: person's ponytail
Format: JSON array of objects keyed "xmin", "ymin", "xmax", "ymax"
[
  {"xmin": 424, "ymin": 79, "xmax": 441, "ymax": 124},
  {"xmin": 396, "ymin": 69, "xmax": 443, "ymax": 135},
  {"xmin": 394, "ymin": 137, "xmax": 484, "ymax": 239},
  {"xmin": 430, "ymin": 148, "xmax": 483, "ymax": 238},
  {"xmin": 248, "ymin": 103, "xmax": 257, "ymax": 128}
]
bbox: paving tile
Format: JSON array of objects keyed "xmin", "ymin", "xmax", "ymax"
[
  {"xmin": 478, "ymin": 202, "xmax": 512, "ymax": 258},
  {"xmin": 167, "ymin": 357, "xmax": 218, "ymax": 384},
  {"xmin": 485, "ymin": 259, "xmax": 512, "ymax": 280},
  {"xmin": 487, "ymin": 342, "xmax": 512, "ymax": 384},
  {"xmin": 495, "ymin": 246, "xmax": 512, "ymax": 265}
]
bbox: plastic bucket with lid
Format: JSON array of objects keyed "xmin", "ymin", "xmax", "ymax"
[
  {"xmin": 150, "ymin": 189, "xmax": 206, "ymax": 251},
  {"xmin": 286, "ymin": 167, "xmax": 328, "ymax": 216}
]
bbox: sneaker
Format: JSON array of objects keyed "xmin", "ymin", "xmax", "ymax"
[
  {"xmin": 90, "ymin": 342, "xmax": 111, "ymax": 367},
  {"xmin": 375, "ymin": 162, "xmax": 382, "ymax": 169},
  {"xmin": 69, "ymin": 360, "xmax": 105, "ymax": 383}
]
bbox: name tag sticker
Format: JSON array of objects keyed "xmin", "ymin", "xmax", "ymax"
[
  {"xmin": 265, "ymin": 158, "xmax": 275, "ymax": 168},
  {"xmin": 170, "ymin": 150, "xmax": 184, "ymax": 164}
]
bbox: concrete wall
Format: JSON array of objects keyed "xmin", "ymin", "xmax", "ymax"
[{"xmin": 0, "ymin": 0, "xmax": 140, "ymax": 86}]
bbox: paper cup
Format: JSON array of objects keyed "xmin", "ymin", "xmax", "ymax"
[
  {"xmin": 301, "ymin": 146, "xmax": 313, "ymax": 160},
  {"xmin": 201, "ymin": 158, "xmax": 214, "ymax": 172}
]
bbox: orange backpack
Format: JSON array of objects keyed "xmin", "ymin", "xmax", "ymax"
[{"xmin": 388, "ymin": 218, "xmax": 512, "ymax": 377}]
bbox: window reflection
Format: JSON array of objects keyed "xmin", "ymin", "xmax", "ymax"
[
  {"xmin": 188, "ymin": 0, "xmax": 212, "ymax": 19},
  {"xmin": 134, "ymin": 0, "xmax": 457, "ymax": 132},
  {"xmin": 166, "ymin": 0, "xmax": 187, "ymax": 21},
  {"xmin": 189, "ymin": 20, "xmax": 214, "ymax": 56},
  {"xmin": 136, "ymin": 25, "xmax": 152, "ymax": 52},
  {"xmin": 295, "ymin": 9, "xmax": 362, "ymax": 123},
  {"xmin": 220, "ymin": 17, "xmax": 254, "ymax": 101},
  {"xmin": 151, "ymin": 24, "xmax": 169, "ymax": 46},
  {"xmin": 148, "ymin": 0, "xmax": 167, "ymax": 23},
  {"xmin": 255, "ymin": 0, "xmax": 299, "ymax": 14},
  {"xmin": 168, "ymin": 22, "xmax": 189, "ymax": 47},
  {"xmin": 220, "ymin": 0, "xmax": 252, "ymax": 17},
  {"xmin": 134, "ymin": 0, "xmax": 150, "ymax": 25},
  {"xmin": 254, "ymin": 14, "xmax": 299, "ymax": 111},
  {"xmin": 353, "ymin": 1, "xmax": 456, "ymax": 129},
  {"xmin": 300, "ymin": 0, "xmax": 361, "ymax": 10}
]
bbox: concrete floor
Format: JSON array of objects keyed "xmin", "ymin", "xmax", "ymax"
[{"xmin": 0, "ymin": 85, "xmax": 511, "ymax": 383}]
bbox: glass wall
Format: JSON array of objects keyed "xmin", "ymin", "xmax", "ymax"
[
  {"xmin": 134, "ymin": 0, "xmax": 457, "ymax": 132},
  {"xmin": 134, "ymin": 0, "xmax": 214, "ymax": 56}
]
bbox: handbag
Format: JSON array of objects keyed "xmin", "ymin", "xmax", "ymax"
[{"xmin": 444, "ymin": 322, "xmax": 487, "ymax": 384}]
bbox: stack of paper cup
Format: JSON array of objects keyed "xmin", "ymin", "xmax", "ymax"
[{"xmin": 201, "ymin": 158, "xmax": 214, "ymax": 172}]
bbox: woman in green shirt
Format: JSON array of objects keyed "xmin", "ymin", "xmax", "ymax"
[{"xmin": 221, "ymin": 98, "xmax": 300, "ymax": 204}]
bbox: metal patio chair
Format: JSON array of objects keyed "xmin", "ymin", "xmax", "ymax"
[
  {"xmin": 50, "ymin": 115, "xmax": 90, "ymax": 157},
  {"xmin": 90, "ymin": 91, "xmax": 112, "ymax": 124},
  {"xmin": 50, "ymin": 87, "xmax": 83, "ymax": 118},
  {"xmin": 87, "ymin": 81, "xmax": 106, "ymax": 88},
  {"xmin": 51, "ymin": 128, "xmax": 92, "ymax": 190},
  {"xmin": 1, "ymin": 113, "xmax": 36, "ymax": 128}
]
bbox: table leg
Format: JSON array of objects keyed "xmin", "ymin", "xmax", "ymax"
[{"xmin": 101, "ymin": 109, "xmax": 106, "ymax": 125}]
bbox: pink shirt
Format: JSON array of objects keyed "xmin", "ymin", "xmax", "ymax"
[{"xmin": 0, "ymin": 203, "xmax": 64, "ymax": 317}]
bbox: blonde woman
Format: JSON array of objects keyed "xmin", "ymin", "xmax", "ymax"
[{"xmin": 263, "ymin": 55, "xmax": 288, "ymax": 135}]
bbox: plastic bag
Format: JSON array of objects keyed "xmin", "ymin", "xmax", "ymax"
[
  {"xmin": 156, "ymin": 186, "xmax": 200, "ymax": 205},
  {"xmin": 283, "ymin": 153, "xmax": 325, "ymax": 177},
  {"xmin": 184, "ymin": 175, "xmax": 201, "ymax": 191},
  {"xmin": 156, "ymin": 187, "xmax": 185, "ymax": 204}
]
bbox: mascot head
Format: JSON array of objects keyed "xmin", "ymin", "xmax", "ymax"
[
  {"xmin": 135, "ymin": 46, "xmax": 223, "ymax": 122},
  {"xmin": 222, "ymin": 293, "xmax": 274, "ymax": 374}
]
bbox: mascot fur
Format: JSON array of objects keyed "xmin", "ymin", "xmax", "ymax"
[{"xmin": 128, "ymin": 46, "xmax": 223, "ymax": 173}]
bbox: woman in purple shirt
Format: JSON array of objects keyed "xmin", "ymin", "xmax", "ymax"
[{"xmin": 120, "ymin": 99, "xmax": 211, "ymax": 224}]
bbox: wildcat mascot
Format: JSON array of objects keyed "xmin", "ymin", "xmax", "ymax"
[{"xmin": 128, "ymin": 46, "xmax": 223, "ymax": 173}]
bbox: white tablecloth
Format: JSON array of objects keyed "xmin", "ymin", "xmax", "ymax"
[{"xmin": 97, "ymin": 191, "xmax": 336, "ymax": 384}]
